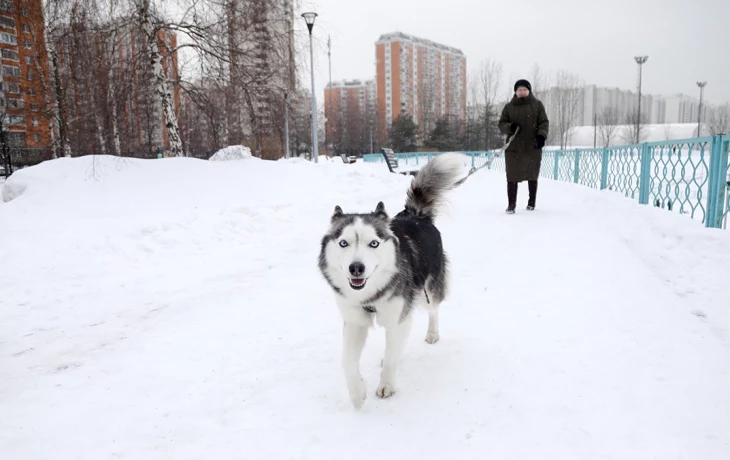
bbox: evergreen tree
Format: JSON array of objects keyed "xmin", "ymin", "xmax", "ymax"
[{"xmin": 388, "ymin": 112, "xmax": 418, "ymax": 152}]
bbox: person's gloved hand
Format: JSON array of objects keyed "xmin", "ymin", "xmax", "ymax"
[
  {"xmin": 510, "ymin": 122, "xmax": 522, "ymax": 133},
  {"xmin": 534, "ymin": 134, "xmax": 546, "ymax": 149}
]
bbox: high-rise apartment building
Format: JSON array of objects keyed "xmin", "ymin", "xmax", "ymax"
[
  {"xmin": 542, "ymin": 84, "xmax": 671, "ymax": 129},
  {"xmin": 0, "ymin": 0, "xmax": 52, "ymax": 149},
  {"xmin": 324, "ymin": 79, "xmax": 376, "ymax": 154},
  {"xmin": 228, "ymin": 0, "xmax": 296, "ymax": 155},
  {"xmin": 375, "ymin": 32, "xmax": 466, "ymax": 142}
]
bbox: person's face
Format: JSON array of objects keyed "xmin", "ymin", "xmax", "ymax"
[{"xmin": 516, "ymin": 87, "xmax": 530, "ymax": 98}]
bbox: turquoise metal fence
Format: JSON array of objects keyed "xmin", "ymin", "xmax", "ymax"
[{"xmin": 362, "ymin": 135, "xmax": 730, "ymax": 229}]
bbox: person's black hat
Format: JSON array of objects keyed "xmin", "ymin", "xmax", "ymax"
[{"xmin": 514, "ymin": 79, "xmax": 532, "ymax": 93}]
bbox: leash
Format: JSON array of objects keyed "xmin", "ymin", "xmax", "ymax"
[{"xmin": 452, "ymin": 126, "xmax": 520, "ymax": 188}]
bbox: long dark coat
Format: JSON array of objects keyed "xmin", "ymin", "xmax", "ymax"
[{"xmin": 498, "ymin": 94, "xmax": 550, "ymax": 182}]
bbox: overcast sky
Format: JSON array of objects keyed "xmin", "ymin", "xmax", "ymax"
[{"xmin": 297, "ymin": 0, "xmax": 730, "ymax": 105}]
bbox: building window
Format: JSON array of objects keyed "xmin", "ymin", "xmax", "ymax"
[
  {"xmin": 0, "ymin": 0, "xmax": 13, "ymax": 14},
  {"xmin": 26, "ymin": 69, "xmax": 32, "ymax": 80},
  {"xmin": 23, "ymin": 24, "xmax": 29, "ymax": 33},
  {"xmin": 2, "ymin": 64, "xmax": 20, "ymax": 76},
  {"xmin": 0, "ymin": 15, "xmax": 14, "ymax": 29},
  {"xmin": 0, "ymin": 31, "xmax": 16, "ymax": 45},
  {"xmin": 31, "ymin": 103, "xmax": 38, "ymax": 111},
  {"xmin": 20, "ymin": 8, "xmax": 28, "ymax": 17},
  {"xmin": 9, "ymin": 115, "xmax": 24, "ymax": 126},
  {"xmin": 32, "ymin": 118, "xmax": 38, "ymax": 127},
  {"xmin": 2, "ymin": 81, "xmax": 19, "ymax": 92},
  {"xmin": 6, "ymin": 97, "xmax": 23, "ymax": 108},
  {"xmin": 1, "ymin": 48, "xmax": 18, "ymax": 60},
  {"xmin": 27, "ymin": 87, "xmax": 34, "ymax": 95},
  {"xmin": 24, "ymin": 39, "xmax": 30, "ymax": 49},
  {"xmin": 34, "ymin": 134, "xmax": 40, "ymax": 142},
  {"xmin": 24, "ymin": 55, "xmax": 31, "ymax": 64}
]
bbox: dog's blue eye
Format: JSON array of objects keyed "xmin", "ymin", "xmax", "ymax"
[
  {"xmin": 369, "ymin": 240, "xmax": 380, "ymax": 248},
  {"xmin": 339, "ymin": 240, "xmax": 348, "ymax": 248}
]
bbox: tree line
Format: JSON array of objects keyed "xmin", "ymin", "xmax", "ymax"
[{"xmin": 9, "ymin": 0, "xmax": 314, "ymax": 160}]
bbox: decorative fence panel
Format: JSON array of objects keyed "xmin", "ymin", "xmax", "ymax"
[{"xmin": 363, "ymin": 134, "xmax": 730, "ymax": 229}]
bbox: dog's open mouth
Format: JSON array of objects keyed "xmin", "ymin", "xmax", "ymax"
[{"xmin": 349, "ymin": 278, "xmax": 367, "ymax": 290}]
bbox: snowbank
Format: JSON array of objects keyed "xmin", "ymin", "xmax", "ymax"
[
  {"xmin": 1, "ymin": 155, "xmax": 729, "ymax": 459},
  {"xmin": 208, "ymin": 145, "xmax": 253, "ymax": 161}
]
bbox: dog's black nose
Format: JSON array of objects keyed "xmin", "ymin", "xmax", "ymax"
[{"xmin": 349, "ymin": 262, "xmax": 365, "ymax": 277}]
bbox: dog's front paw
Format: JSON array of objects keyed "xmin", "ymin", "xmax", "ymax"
[
  {"xmin": 425, "ymin": 331, "xmax": 440, "ymax": 344},
  {"xmin": 347, "ymin": 377, "xmax": 367, "ymax": 409},
  {"xmin": 375, "ymin": 382, "xmax": 396, "ymax": 399}
]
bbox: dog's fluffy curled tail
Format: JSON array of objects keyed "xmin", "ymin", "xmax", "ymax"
[{"xmin": 404, "ymin": 153, "xmax": 466, "ymax": 219}]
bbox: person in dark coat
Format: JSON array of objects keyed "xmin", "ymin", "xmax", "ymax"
[{"xmin": 498, "ymin": 79, "xmax": 549, "ymax": 213}]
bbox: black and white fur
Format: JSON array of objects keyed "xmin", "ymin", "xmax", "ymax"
[{"xmin": 318, "ymin": 153, "xmax": 465, "ymax": 409}]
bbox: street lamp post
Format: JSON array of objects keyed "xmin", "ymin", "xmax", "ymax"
[
  {"xmin": 634, "ymin": 55, "xmax": 648, "ymax": 144},
  {"xmin": 302, "ymin": 12, "xmax": 319, "ymax": 163},
  {"xmin": 328, "ymin": 35, "xmax": 333, "ymax": 155},
  {"xmin": 284, "ymin": 91, "xmax": 290, "ymax": 159},
  {"xmin": 697, "ymin": 81, "xmax": 707, "ymax": 137}
]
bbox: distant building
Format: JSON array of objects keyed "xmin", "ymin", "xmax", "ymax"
[
  {"xmin": 227, "ymin": 0, "xmax": 296, "ymax": 156},
  {"xmin": 663, "ymin": 94, "xmax": 708, "ymax": 124},
  {"xmin": 541, "ymin": 84, "xmax": 718, "ymax": 131},
  {"xmin": 323, "ymin": 79, "xmax": 376, "ymax": 154},
  {"xmin": 375, "ymin": 32, "xmax": 466, "ymax": 142},
  {"xmin": 0, "ymin": 0, "xmax": 52, "ymax": 149}
]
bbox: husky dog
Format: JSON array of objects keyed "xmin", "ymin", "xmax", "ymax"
[{"xmin": 318, "ymin": 153, "xmax": 466, "ymax": 409}]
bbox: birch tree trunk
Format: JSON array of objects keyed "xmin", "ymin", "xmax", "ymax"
[
  {"xmin": 136, "ymin": 0, "xmax": 184, "ymax": 157},
  {"xmin": 106, "ymin": 30, "xmax": 122, "ymax": 156},
  {"xmin": 51, "ymin": 48, "xmax": 72, "ymax": 158}
]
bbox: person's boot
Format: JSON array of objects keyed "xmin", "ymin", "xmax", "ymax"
[
  {"xmin": 527, "ymin": 180, "xmax": 537, "ymax": 210},
  {"xmin": 506, "ymin": 181, "xmax": 517, "ymax": 214}
]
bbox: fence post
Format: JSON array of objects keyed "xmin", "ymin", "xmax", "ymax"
[
  {"xmin": 573, "ymin": 149, "xmax": 581, "ymax": 183},
  {"xmin": 706, "ymin": 136, "xmax": 720, "ymax": 228},
  {"xmin": 722, "ymin": 136, "xmax": 730, "ymax": 229},
  {"xmin": 706, "ymin": 135, "xmax": 730, "ymax": 228},
  {"xmin": 638, "ymin": 143, "xmax": 652, "ymax": 205},
  {"xmin": 600, "ymin": 148, "xmax": 609, "ymax": 189},
  {"xmin": 553, "ymin": 151, "xmax": 560, "ymax": 180}
]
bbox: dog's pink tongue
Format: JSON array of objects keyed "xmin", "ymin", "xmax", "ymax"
[{"xmin": 351, "ymin": 279, "xmax": 364, "ymax": 285}]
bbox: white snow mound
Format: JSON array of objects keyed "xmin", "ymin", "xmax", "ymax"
[{"xmin": 208, "ymin": 145, "xmax": 253, "ymax": 161}]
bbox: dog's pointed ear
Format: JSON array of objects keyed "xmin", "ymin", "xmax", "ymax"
[
  {"xmin": 331, "ymin": 205, "xmax": 344, "ymax": 222},
  {"xmin": 374, "ymin": 201, "xmax": 388, "ymax": 219}
]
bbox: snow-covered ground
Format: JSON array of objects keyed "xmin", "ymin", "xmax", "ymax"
[{"xmin": 2, "ymin": 154, "xmax": 730, "ymax": 459}]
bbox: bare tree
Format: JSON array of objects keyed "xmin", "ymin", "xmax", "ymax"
[
  {"xmin": 597, "ymin": 106, "xmax": 620, "ymax": 147},
  {"xmin": 134, "ymin": 0, "xmax": 183, "ymax": 156},
  {"xmin": 29, "ymin": 0, "xmax": 76, "ymax": 158},
  {"xmin": 463, "ymin": 74, "xmax": 482, "ymax": 150},
  {"xmin": 621, "ymin": 110, "xmax": 649, "ymax": 144},
  {"xmin": 477, "ymin": 58, "xmax": 502, "ymax": 150},
  {"xmin": 552, "ymin": 70, "xmax": 583, "ymax": 149},
  {"xmin": 417, "ymin": 75, "xmax": 437, "ymax": 140},
  {"xmin": 528, "ymin": 63, "xmax": 548, "ymax": 100},
  {"xmin": 94, "ymin": 0, "xmax": 128, "ymax": 156},
  {"xmin": 23, "ymin": 0, "xmax": 301, "ymax": 160},
  {"xmin": 709, "ymin": 103, "xmax": 730, "ymax": 135},
  {"xmin": 0, "ymin": 104, "xmax": 13, "ymax": 173}
]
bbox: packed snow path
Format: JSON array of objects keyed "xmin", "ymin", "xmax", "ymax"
[{"xmin": 1, "ymin": 155, "xmax": 729, "ymax": 459}]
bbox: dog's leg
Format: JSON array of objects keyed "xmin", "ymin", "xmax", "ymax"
[
  {"xmin": 425, "ymin": 302, "xmax": 440, "ymax": 344},
  {"xmin": 342, "ymin": 321, "xmax": 369, "ymax": 409},
  {"xmin": 376, "ymin": 314, "xmax": 413, "ymax": 399}
]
